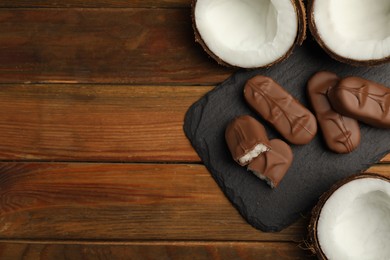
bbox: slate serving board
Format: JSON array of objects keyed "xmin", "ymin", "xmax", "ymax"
[{"xmin": 183, "ymin": 38, "xmax": 390, "ymax": 232}]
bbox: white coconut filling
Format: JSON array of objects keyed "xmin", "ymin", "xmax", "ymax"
[
  {"xmin": 250, "ymin": 169, "xmax": 275, "ymax": 188},
  {"xmin": 314, "ymin": 0, "xmax": 390, "ymax": 61},
  {"xmin": 195, "ymin": 0, "xmax": 298, "ymax": 68},
  {"xmin": 238, "ymin": 143, "xmax": 269, "ymax": 165},
  {"xmin": 317, "ymin": 178, "xmax": 390, "ymax": 260}
]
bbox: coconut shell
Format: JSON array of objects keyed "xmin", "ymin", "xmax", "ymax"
[
  {"xmin": 294, "ymin": 0, "xmax": 306, "ymax": 46},
  {"xmin": 307, "ymin": 0, "xmax": 390, "ymax": 66},
  {"xmin": 191, "ymin": 0, "xmax": 231, "ymax": 68},
  {"xmin": 308, "ymin": 173, "xmax": 390, "ymax": 260},
  {"xmin": 191, "ymin": 0, "xmax": 307, "ymax": 68}
]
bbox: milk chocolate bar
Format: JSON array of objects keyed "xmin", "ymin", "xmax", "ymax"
[
  {"xmin": 307, "ymin": 72, "xmax": 360, "ymax": 153},
  {"xmin": 244, "ymin": 75, "xmax": 317, "ymax": 145},
  {"xmin": 225, "ymin": 115, "xmax": 271, "ymax": 166},
  {"xmin": 327, "ymin": 76, "xmax": 390, "ymax": 128},
  {"xmin": 248, "ymin": 139, "xmax": 293, "ymax": 188}
]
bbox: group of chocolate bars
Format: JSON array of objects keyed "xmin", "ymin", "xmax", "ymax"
[{"xmin": 225, "ymin": 71, "xmax": 390, "ymax": 188}]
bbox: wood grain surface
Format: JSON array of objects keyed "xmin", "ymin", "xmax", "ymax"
[
  {"xmin": 0, "ymin": 9, "xmax": 232, "ymax": 85},
  {"xmin": 0, "ymin": 162, "xmax": 308, "ymax": 241},
  {"xmin": 0, "ymin": 3, "xmax": 389, "ymax": 259},
  {"xmin": 0, "ymin": 242, "xmax": 316, "ymax": 260},
  {"xmin": 0, "ymin": 85, "xmax": 208, "ymax": 162},
  {"xmin": 0, "ymin": 0, "xmax": 191, "ymax": 8}
]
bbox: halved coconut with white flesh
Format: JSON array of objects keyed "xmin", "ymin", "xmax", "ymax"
[
  {"xmin": 192, "ymin": 0, "xmax": 306, "ymax": 68},
  {"xmin": 308, "ymin": 0, "xmax": 390, "ymax": 66},
  {"xmin": 309, "ymin": 173, "xmax": 390, "ymax": 260}
]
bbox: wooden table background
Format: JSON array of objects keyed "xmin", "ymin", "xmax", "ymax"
[{"xmin": 0, "ymin": 1, "xmax": 389, "ymax": 259}]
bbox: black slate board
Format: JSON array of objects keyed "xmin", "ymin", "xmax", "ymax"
[{"xmin": 183, "ymin": 38, "xmax": 390, "ymax": 232}]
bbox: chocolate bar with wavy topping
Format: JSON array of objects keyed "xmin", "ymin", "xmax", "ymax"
[
  {"xmin": 327, "ymin": 77, "xmax": 390, "ymax": 128},
  {"xmin": 244, "ymin": 75, "xmax": 317, "ymax": 145},
  {"xmin": 307, "ymin": 71, "xmax": 361, "ymax": 153}
]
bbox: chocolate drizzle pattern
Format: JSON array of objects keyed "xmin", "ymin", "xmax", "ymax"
[
  {"xmin": 338, "ymin": 85, "xmax": 390, "ymax": 115},
  {"xmin": 318, "ymin": 110, "xmax": 356, "ymax": 153},
  {"xmin": 244, "ymin": 76, "xmax": 317, "ymax": 145},
  {"xmin": 250, "ymin": 82, "xmax": 313, "ymax": 135},
  {"xmin": 328, "ymin": 77, "xmax": 390, "ymax": 128}
]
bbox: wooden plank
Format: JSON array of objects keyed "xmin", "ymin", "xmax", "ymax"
[
  {"xmin": 365, "ymin": 164, "xmax": 390, "ymax": 177},
  {"xmin": 0, "ymin": 159, "xmax": 386, "ymax": 252},
  {"xmin": 0, "ymin": 9, "xmax": 233, "ymax": 85},
  {"xmin": 0, "ymin": 1, "xmax": 192, "ymax": 8},
  {"xmin": 0, "ymin": 241, "xmax": 315, "ymax": 260},
  {"xmin": 0, "ymin": 85, "xmax": 208, "ymax": 162},
  {"xmin": 0, "ymin": 162, "xmax": 309, "ymax": 241},
  {"xmin": 0, "ymin": 241, "xmax": 316, "ymax": 259}
]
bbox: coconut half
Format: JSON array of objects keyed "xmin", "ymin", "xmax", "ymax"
[
  {"xmin": 308, "ymin": 0, "xmax": 390, "ymax": 66},
  {"xmin": 309, "ymin": 173, "xmax": 390, "ymax": 260},
  {"xmin": 192, "ymin": 0, "xmax": 306, "ymax": 68}
]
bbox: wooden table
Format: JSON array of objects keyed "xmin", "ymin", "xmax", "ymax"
[{"xmin": 0, "ymin": 1, "xmax": 389, "ymax": 259}]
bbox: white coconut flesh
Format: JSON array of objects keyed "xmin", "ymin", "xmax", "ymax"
[
  {"xmin": 317, "ymin": 177, "xmax": 390, "ymax": 260},
  {"xmin": 238, "ymin": 143, "xmax": 269, "ymax": 165},
  {"xmin": 313, "ymin": 0, "xmax": 390, "ymax": 61},
  {"xmin": 194, "ymin": 0, "xmax": 299, "ymax": 68},
  {"xmin": 251, "ymin": 170, "xmax": 275, "ymax": 188}
]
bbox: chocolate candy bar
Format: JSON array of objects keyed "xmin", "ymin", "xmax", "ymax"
[
  {"xmin": 244, "ymin": 75, "xmax": 317, "ymax": 145},
  {"xmin": 328, "ymin": 76, "xmax": 390, "ymax": 128},
  {"xmin": 307, "ymin": 71, "xmax": 360, "ymax": 153},
  {"xmin": 248, "ymin": 139, "xmax": 293, "ymax": 188},
  {"xmin": 225, "ymin": 115, "xmax": 271, "ymax": 166}
]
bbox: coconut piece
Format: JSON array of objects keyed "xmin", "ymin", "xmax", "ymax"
[
  {"xmin": 225, "ymin": 115, "xmax": 271, "ymax": 166},
  {"xmin": 309, "ymin": 173, "xmax": 390, "ymax": 260},
  {"xmin": 192, "ymin": 0, "xmax": 306, "ymax": 68},
  {"xmin": 247, "ymin": 139, "xmax": 293, "ymax": 188},
  {"xmin": 308, "ymin": 0, "xmax": 390, "ymax": 66}
]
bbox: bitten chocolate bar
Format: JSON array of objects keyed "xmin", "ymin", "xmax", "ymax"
[
  {"xmin": 248, "ymin": 139, "xmax": 293, "ymax": 188},
  {"xmin": 225, "ymin": 115, "xmax": 271, "ymax": 166},
  {"xmin": 244, "ymin": 75, "xmax": 317, "ymax": 145},
  {"xmin": 307, "ymin": 71, "xmax": 361, "ymax": 153},
  {"xmin": 328, "ymin": 77, "xmax": 390, "ymax": 128}
]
